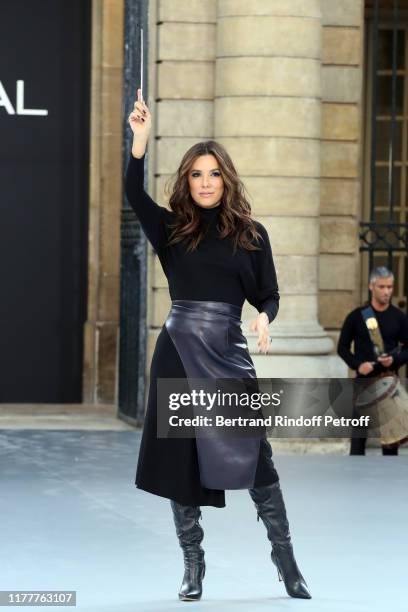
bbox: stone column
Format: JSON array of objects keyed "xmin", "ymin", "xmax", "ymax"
[
  {"xmin": 319, "ymin": 0, "xmax": 364, "ymax": 335},
  {"xmin": 83, "ymin": 0, "xmax": 124, "ymax": 403},
  {"xmin": 215, "ymin": 0, "xmax": 344, "ymax": 376}
]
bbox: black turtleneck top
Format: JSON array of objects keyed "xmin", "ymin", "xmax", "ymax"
[{"xmin": 125, "ymin": 153, "xmax": 280, "ymax": 323}]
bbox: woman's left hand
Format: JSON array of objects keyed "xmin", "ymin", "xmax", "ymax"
[{"xmin": 250, "ymin": 312, "xmax": 270, "ymax": 354}]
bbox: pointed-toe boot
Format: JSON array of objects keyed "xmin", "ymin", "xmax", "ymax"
[
  {"xmin": 248, "ymin": 481, "xmax": 311, "ymax": 599},
  {"xmin": 170, "ymin": 500, "xmax": 205, "ymax": 601}
]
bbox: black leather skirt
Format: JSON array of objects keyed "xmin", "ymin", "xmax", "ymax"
[
  {"xmin": 165, "ymin": 300, "xmax": 266, "ymax": 490},
  {"xmin": 136, "ymin": 299, "xmax": 279, "ymax": 507}
]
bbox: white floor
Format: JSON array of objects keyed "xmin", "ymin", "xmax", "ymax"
[{"xmin": 1, "ymin": 430, "xmax": 407, "ymax": 612}]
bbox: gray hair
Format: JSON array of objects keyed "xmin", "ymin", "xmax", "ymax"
[{"xmin": 369, "ymin": 266, "xmax": 394, "ymax": 284}]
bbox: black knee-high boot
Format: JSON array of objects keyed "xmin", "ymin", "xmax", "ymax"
[
  {"xmin": 170, "ymin": 500, "xmax": 205, "ymax": 601},
  {"xmin": 248, "ymin": 482, "xmax": 311, "ymax": 599}
]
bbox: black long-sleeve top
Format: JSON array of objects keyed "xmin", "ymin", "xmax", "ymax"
[
  {"xmin": 337, "ymin": 304, "xmax": 408, "ymax": 377},
  {"xmin": 124, "ymin": 153, "xmax": 280, "ymax": 323}
]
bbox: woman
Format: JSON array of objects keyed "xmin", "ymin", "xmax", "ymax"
[{"xmin": 125, "ymin": 89, "xmax": 311, "ymax": 602}]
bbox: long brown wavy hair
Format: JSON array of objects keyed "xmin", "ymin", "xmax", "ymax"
[{"xmin": 164, "ymin": 140, "xmax": 263, "ymax": 254}]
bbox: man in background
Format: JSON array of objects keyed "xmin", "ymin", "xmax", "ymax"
[{"xmin": 337, "ymin": 266, "xmax": 408, "ymax": 455}]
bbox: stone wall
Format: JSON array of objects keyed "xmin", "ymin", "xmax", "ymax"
[
  {"xmin": 150, "ymin": 0, "xmax": 349, "ymax": 379},
  {"xmin": 319, "ymin": 0, "xmax": 365, "ymax": 334}
]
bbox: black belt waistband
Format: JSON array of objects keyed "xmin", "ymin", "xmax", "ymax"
[{"xmin": 170, "ymin": 300, "xmax": 242, "ymax": 321}]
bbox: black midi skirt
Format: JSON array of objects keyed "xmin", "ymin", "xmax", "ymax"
[{"xmin": 135, "ymin": 300, "xmax": 279, "ymax": 508}]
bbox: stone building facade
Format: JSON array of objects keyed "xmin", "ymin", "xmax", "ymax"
[{"xmin": 83, "ymin": 0, "xmax": 403, "ymax": 406}]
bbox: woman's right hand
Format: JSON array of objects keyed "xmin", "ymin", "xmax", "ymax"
[{"xmin": 128, "ymin": 88, "xmax": 152, "ymax": 140}]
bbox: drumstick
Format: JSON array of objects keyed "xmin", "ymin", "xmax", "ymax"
[{"xmin": 140, "ymin": 27, "xmax": 143, "ymax": 100}]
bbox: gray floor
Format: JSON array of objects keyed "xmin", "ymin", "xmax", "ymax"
[{"xmin": 1, "ymin": 430, "xmax": 407, "ymax": 612}]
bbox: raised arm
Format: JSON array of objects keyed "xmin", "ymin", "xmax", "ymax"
[{"xmin": 125, "ymin": 89, "xmax": 167, "ymax": 253}]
